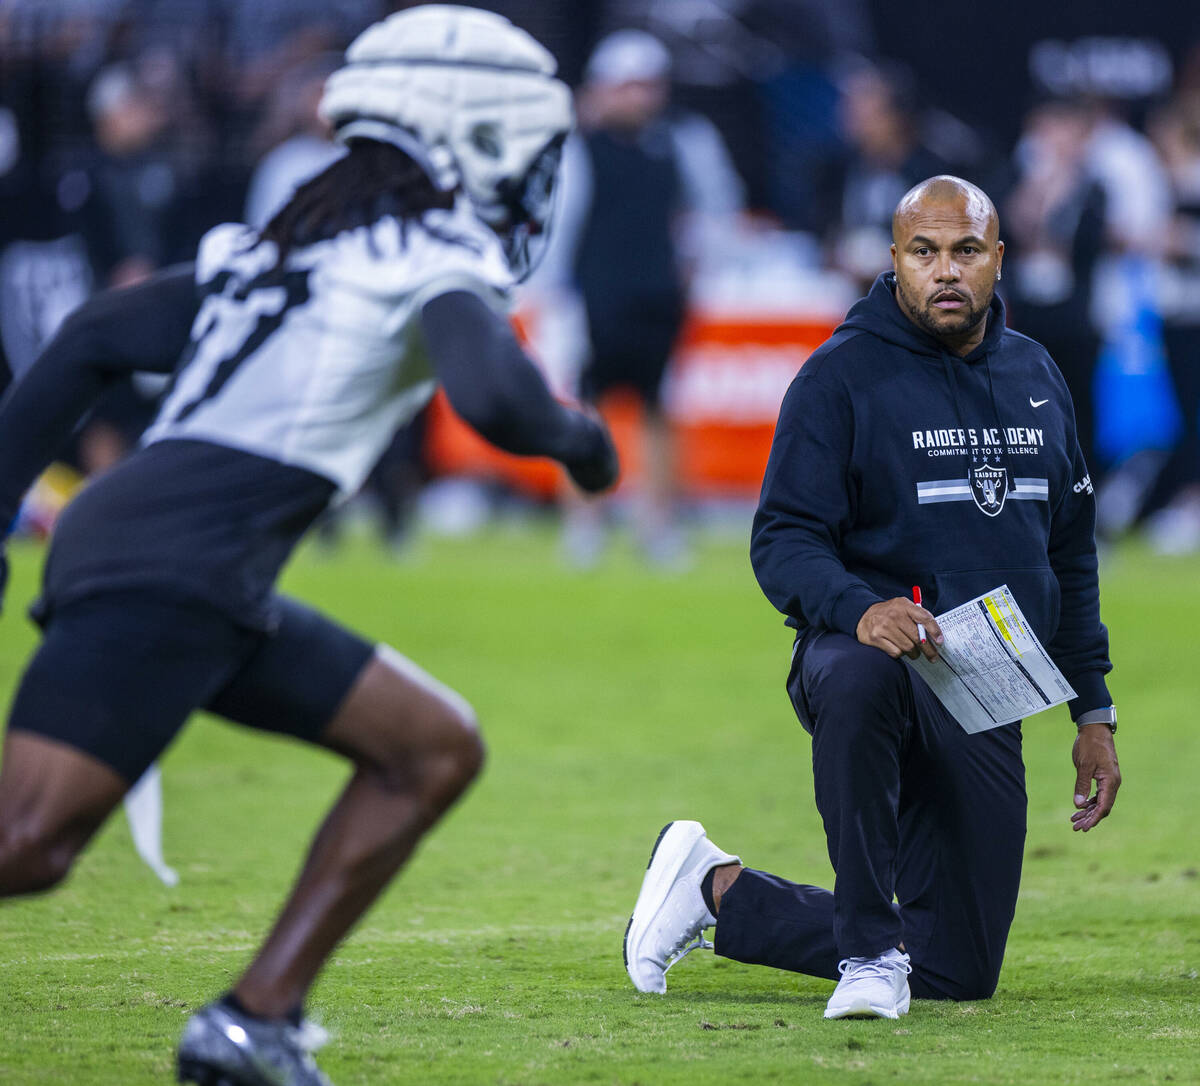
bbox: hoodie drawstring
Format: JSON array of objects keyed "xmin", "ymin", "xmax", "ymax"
[
  {"xmin": 941, "ymin": 349, "xmax": 1011, "ymax": 491},
  {"xmin": 981, "ymin": 355, "xmax": 1011, "ymax": 483}
]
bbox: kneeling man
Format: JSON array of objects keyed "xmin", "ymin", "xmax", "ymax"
[{"xmin": 623, "ymin": 176, "xmax": 1120, "ymax": 1019}]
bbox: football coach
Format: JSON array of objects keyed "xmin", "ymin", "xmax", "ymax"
[{"xmin": 623, "ymin": 175, "xmax": 1120, "ymax": 1020}]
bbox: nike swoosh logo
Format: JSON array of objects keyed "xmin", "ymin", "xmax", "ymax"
[{"xmin": 1030, "ymin": 397, "xmax": 1049, "ymax": 408}]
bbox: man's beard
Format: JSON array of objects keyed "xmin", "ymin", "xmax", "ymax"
[{"xmin": 896, "ymin": 280, "xmax": 991, "ymax": 343}]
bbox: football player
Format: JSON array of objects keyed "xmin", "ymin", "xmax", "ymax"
[{"xmin": 0, "ymin": 8, "xmax": 616, "ymax": 1085}]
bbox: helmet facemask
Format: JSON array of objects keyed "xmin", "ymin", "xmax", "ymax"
[{"xmin": 490, "ymin": 132, "xmax": 565, "ymax": 281}]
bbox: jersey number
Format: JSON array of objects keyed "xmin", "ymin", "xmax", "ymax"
[{"xmin": 170, "ymin": 267, "xmax": 311, "ymax": 424}]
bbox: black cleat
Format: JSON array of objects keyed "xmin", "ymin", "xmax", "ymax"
[{"xmin": 177, "ymin": 1000, "xmax": 333, "ymax": 1086}]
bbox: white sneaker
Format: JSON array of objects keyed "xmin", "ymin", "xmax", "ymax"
[
  {"xmin": 824, "ymin": 948, "xmax": 912, "ymax": 1019},
  {"xmin": 623, "ymin": 820, "xmax": 740, "ymax": 993}
]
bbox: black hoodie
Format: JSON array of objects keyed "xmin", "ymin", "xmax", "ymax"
[{"xmin": 751, "ymin": 271, "xmax": 1111, "ymax": 718}]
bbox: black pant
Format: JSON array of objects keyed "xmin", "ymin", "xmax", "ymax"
[{"xmin": 714, "ymin": 631, "xmax": 1027, "ymax": 1000}]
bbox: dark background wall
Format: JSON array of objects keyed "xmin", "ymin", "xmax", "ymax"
[{"xmin": 867, "ymin": 0, "xmax": 1200, "ymax": 142}]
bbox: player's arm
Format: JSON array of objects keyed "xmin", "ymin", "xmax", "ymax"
[
  {"xmin": 1047, "ymin": 431, "xmax": 1119, "ymax": 832},
  {"xmin": 751, "ymin": 367, "xmax": 911, "ymax": 646},
  {"xmin": 0, "ymin": 266, "xmax": 198, "ymax": 564},
  {"xmin": 752, "ymin": 367, "xmax": 939, "ymax": 658},
  {"xmin": 419, "ymin": 290, "xmax": 617, "ymax": 493}
]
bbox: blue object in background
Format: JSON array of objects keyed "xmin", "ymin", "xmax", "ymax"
[{"xmin": 1093, "ymin": 257, "xmax": 1181, "ymax": 466}]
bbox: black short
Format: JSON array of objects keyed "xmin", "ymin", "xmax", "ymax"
[
  {"xmin": 580, "ymin": 295, "xmax": 685, "ymax": 410},
  {"xmin": 6, "ymin": 591, "xmax": 375, "ymax": 783}
]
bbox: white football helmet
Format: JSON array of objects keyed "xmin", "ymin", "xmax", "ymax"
[{"xmin": 319, "ymin": 4, "xmax": 573, "ymax": 278}]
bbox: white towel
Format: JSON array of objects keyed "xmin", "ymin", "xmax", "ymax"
[{"xmin": 123, "ymin": 763, "xmax": 179, "ymax": 887}]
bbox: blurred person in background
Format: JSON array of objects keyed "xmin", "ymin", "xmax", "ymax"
[
  {"xmin": 0, "ymin": 0, "xmax": 126, "ymax": 99},
  {"xmin": 815, "ymin": 62, "xmax": 954, "ymax": 292},
  {"xmin": 1142, "ymin": 88, "xmax": 1200, "ymax": 553},
  {"xmin": 0, "ymin": 104, "xmax": 22, "ymax": 397},
  {"xmin": 1082, "ymin": 98, "xmax": 1173, "ymax": 262},
  {"xmin": 739, "ymin": 0, "xmax": 877, "ymax": 228},
  {"xmin": 544, "ymin": 28, "xmax": 744, "ymax": 569},
  {"xmin": 1072, "ymin": 95, "xmax": 1175, "ymax": 538},
  {"xmin": 1004, "ymin": 97, "xmax": 1107, "ymax": 478},
  {"xmin": 601, "ymin": 0, "xmax": 881, "ymax": 222},
  {"xmin": 0, "ymin": 2, "xmax": 102, "ymax": 400},
  {"xmin": 68, "ymin": 61, "xmax": 183, "ymax": 474},
  {"xmin": 0, "ymin": 101, "xmax": 93, "ymax": 401},
  {"xmin": 79, "ymin": 61, "xmax": 177, "ymax": 287}
]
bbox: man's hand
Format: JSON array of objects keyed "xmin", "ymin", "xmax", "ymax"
[
  {"xmin": 856, "ymin": 597, "xmax": 942, "ymax": 660},
  {"xmin": 1071, "ymin": 724, "xmax": 1121, "ymax": 832},
  {"xmin": 566, "ymin": 411, "xmax": 619, "ymax": 494}
]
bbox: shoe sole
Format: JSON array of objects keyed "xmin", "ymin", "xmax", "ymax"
[
  {"xmin": 622, "ymin": 820, "xmax": 706, "ymax": 993},
  {"xmin": 824, "ymin": 995, "xmax": 910, "ymax": 1020}
]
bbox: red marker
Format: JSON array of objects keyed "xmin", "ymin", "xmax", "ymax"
[{"xmin": 912, "ymin": 585, "xmax": 927, "ymax": 644}]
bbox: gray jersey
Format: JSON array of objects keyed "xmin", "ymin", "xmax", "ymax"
[{"xmin": 143, "ymin": 200, "xmax": 513, "ymax": 496}]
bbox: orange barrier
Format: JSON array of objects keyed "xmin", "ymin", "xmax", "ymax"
[{"xmin": 423, "ymin": 309, "xmax": 840, "ymax": 499}]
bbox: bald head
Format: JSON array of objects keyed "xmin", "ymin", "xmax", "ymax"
[
  {"xmin": 892, "ymin": 175, "xmax": 998, "ymax": 245},
  {"xmin": 889, "ymin": 175, "xmax": 1004, "ymax": 356}
]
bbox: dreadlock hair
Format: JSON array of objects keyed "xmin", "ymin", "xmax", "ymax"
[{"xmin": 260, "ymin": 139, "xmax": 456, "ymax": 266}]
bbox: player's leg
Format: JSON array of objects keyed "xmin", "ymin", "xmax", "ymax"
[
  {"xmin": 200, "ymin": 599, "xmax": 484, "ymax": 1020},
  {"xmin": 0, "ymin": 592, "xmax": 259, "ymax": 896},
  {"xmin": 623, "ymin": 816, "xmax": 840, "ymax": 995},
  {"xmin": 800, "ymin": 631, "xmax": 912, "ymax": 957},
  {"xmin": 0, "ymin": 732, "xmax": 126, "ymax": 895},
  {"xmin": 634, "ymin": 633, "xmax": 912, "ymax": 1016},
  {"xmin": 893, "ymin": 688, "xmax": 1026, "ymax": 1001},
  {"xmin": 628, "ymin": 301, "xmax": 687, "ymax": 568},
  {"xmin": 625, "ymin": 633, "xmax": 905, "ymax": 996},
  {"xmin": 713, "ymin": 634, "xmax": 912, "ymax": 995},
  {"xmin": 0, "ymin": 607, "xmax": 133, "ymax": 896},
  {"xmin": 716, "ymin": 641, "xmax": 1026, "ymax": 1005},
  {"xmin": 561, "ymin": 340, "xmax": 616, "ymax": 569},
  {"xmin": 626, "ymin": 633, "xmax": 1021, "ymax": 1013},
  {"xmin": 710, "ymin": 865, "xmax": 839, "ymax": 980},
  {"xmin": 179, "ymin": 604, "xmax": 482, "ymax": 1084},
  {"xmin": 232, "ymin": 649, "xmax": 482, "ymax": 1017},
  {"xmin": 638, "ymin": 402, "xmax": 689, "ymax": 568}
]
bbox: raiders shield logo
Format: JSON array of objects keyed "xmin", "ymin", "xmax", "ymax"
[{"xmin": 971, "ymin": 462, "xmax": 1008, "ymax": 516}]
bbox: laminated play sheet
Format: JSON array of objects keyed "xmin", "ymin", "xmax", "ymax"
[{"xmin": 906, "ymin": 584, "xmax": 1076, "ymax": 733}]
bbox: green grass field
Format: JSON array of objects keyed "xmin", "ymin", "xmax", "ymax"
[{"xmin": 0, "ymin": 525, "xmax": 1197, "ymax": 1085}]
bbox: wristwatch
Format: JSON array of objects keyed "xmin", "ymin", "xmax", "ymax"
[{"xmin": 1075, "ymin": 705, "xmax": 1117, "ymax": 734}]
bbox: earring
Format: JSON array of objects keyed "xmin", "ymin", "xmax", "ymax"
[{"xmin": 996, "ymin": 270, "xmax": 1002, "ymax": 281}]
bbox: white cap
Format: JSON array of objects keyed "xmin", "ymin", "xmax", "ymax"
[{"xmin": 585, "ymin": 29, "xmax": 670, "ymax": 86}]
